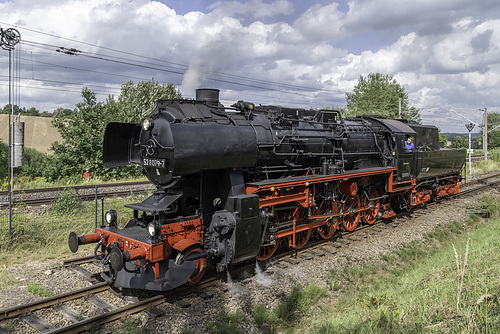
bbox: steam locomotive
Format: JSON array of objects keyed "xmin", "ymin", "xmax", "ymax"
[{"xmin": 68, "ymin": 89, "xmax": 465, "ymax": 291}]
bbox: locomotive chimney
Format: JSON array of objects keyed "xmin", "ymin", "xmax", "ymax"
[{"xmin": 196, "ymin": 88, "xmax": 220, "ymax": 107}]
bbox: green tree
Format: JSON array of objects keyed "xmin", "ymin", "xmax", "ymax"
[
  {"xmin": 472, "ymin": 137, "xmax": 481, "ymax": 149},
  {"xmin": 485, "ymin": 112, "xmax": 500, "ymax": 149},
  {"xmin": 438, "ymin": 130, "xmax": 447, "ymax": 148},
  {"xmin": 345, "ymin": 73, "xmax": 421, "ymax": 121},
  {"xmin": 0, "ymin": 139, "xmax": 7, "ymax": 179},
  {"xmin": 26, "ymin": 107, "xmax": 40, "ymax": 116},
  {"xmin": 113, "ymin": 79, "xmax": 182, "ymax": 123},
  {"xmin": 1, "ymin": 104, "xmax": 40, "ymax": 116},
  {"xmin": 43, "ymin": 88, "xmax": 112, "ymax": 181},
  {"xmin": 52, "ymin": 107, "xmax": 73, "ymax": 118},
  {"xmin": 43, "ymin": 88, "xmax": 143, "ymax": 181},
  {"xmin": 451, "ymin": 136, "xmax": 468, "ymax": 149},
  {"xmin": 18, "ymin": 147, "xmax": 47, "ymax": 178},
  {"xmin": 1, "ymin": 104, "xmax": 21, "ymax": 114}
]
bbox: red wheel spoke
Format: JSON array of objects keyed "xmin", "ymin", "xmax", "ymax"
[
  {"xmin": 289, "ymin": 229, "xmax": 311, "ymax": 249},
  {"xmin": 342, "ymin": 194, "xmax": 361, "ymax": 232},
  {"xmin": 316, "ymin": 201, "xmax": 339, "ymax": 240},
  {"xmin": 256, "ymin": 240, "xmax": 279, "ymax": 261},
  {"xmin": 362, "ymin": 189, "xmax": 380, "ymax": 225},
  {"xmin": 318, "ymin": 223, "xmax": 336, "ymax": 240},
  {"xmin": 183, "ymin": 246, "xmax": 207, "ymax": 286}
]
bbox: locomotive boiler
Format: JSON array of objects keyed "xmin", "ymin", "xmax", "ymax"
[{"xmin": 68, "ymin": 89, "xmax": 465, "ymax": 291}]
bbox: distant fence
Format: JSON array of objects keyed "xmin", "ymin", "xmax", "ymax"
[{"xmin": 0, "ymin": 190, "xmax": 142, "ymax": 247}]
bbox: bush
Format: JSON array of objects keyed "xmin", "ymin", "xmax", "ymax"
[
  {"xmin": 51, "ymin": 189, "xmax": 80, "ymax": 216},
  {"xmin": 18, "ymin": 147, "xmax": 47, "ymax": 178},
  {"xmin": 0, "ymin": 140, "xmax": 7, "ymax": 179},
  {"xmin": 490, "ymin": 149, "xmax": 500, "ymax": 162}
]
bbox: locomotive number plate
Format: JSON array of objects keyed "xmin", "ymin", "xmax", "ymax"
[{"xmin": 142, "ymin": 158, "xmax": 166, "ymax": 169}]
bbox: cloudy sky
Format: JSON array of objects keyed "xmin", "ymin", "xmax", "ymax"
[{"xmin": 0, "ymin": 0, "xmax": 499, "ymax": 133}]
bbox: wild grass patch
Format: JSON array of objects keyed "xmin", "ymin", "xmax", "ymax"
[
  {"xmin": 206, "ymin": 310, "xmax": 245, "ymax": 334},
  {"xmin": 0, "ymin": 194, "xmax": 145, "ymax": 268},
  {"xmin": 305, "ymin": 197, "xmax": 500, "ymax": 333},
  {"xmin": 26, "ymin": 282, "xmax": 53, "ymax": 297},
  {"xmin": 251, "ymin": 282, "xmax": 328, "ymax": 331},
  {"xmin": 0, "ymin": 269, "xmax": 19, "ymax": 288}
]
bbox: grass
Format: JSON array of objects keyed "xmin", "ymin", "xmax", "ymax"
[
  {"xmin": 466, "ymin": 159, "xmax": 500, "ymax": 176},
  {"xmin": 113, "ymin": 319, "xmax": 146, "ymax": 334},
  {"xmin": 250, "ymin": 283, "xmax": 328, "ymax": 332},
  {"xmin": 2, "ymin": 322, "xmax": 13, "ymax": 332},
  {"xmin": 26, "ymin": 282, "xmax": 54, "ymax": 297},
  {"xmin": 0, "ymin": 193, "xmax": 146, "ymax": 269},
  {"xmin": 206, "ymin": 310, "xmax": 245, "ymax": 334},
  {"xmin": 464, "ymin": 148, "xmax": 500, "ymax": 176},
  {"xmin": 0, "ymin": 270, "xmax": 19, "ymax": 289},
  {"xmin": 298, "ymin": 197, "xmax": 500, "ymax": 333},
  {"xmin": 203, "ymin": 283, "xmax": 328, "ymax": 333}
]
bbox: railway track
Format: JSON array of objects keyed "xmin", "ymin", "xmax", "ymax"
[
  {"xmin": 458, "ymin": 172, "xmax": 500, "ymax": 195},
  {"xmin": 461, "ymin": 170, "xmax": 500, "ymax": 187},
  {"xmin": 1, "ymin": 170, "xmax": 498, "ymax": 207},
  {"xmin": 0, "ymin": 253, "xmax": 220, "ymax": 334},
  {"xmin": 0, "ymin": 173, "xmax": 498, "ymax": 333},
  {"xmin": 0, "ymin": 181, "xmax": 151, "ymax": 207},
  {"xmin": 0, "ymin": 283, "xmax": 111, "ymax": 322}
]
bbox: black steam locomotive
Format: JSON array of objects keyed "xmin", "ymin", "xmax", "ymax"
[{"xmin": 69, "ymin": 89, "xmax": 465, "ymax": 291}]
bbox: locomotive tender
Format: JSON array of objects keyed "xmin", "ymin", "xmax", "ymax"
[{"xmin": 69, "ymin": 89, "xmax": 465, "ymax": 291}]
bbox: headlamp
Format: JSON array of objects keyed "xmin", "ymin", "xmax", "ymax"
[
  {"xmin": 141, "ymin": 118, "xmax": 154, "ymax": 131},
  {"xmin": 147, "ymin": 222, "xmax": 156, "ymax": 237},
  {"xmin": 105, "ymin": 210, "xmax": 117, "ymax": 226}
]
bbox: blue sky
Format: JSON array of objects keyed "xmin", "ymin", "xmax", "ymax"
[{"xmin": 1, "ymin": 0, "xmax": 500, "ymax": 133}]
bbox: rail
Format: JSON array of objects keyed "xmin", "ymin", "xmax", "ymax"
[
  {"xmin": 0, "ymin": 283, "xmax": 110, "ymax": 321},
  {"xmin": 0, "ymin": 181, "xmax": 150, "ymax": 207}
]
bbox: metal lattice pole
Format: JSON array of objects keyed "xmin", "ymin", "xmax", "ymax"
[{"xmin": 1, "ymin": 27, "xmax": 21, "ymax": 243}]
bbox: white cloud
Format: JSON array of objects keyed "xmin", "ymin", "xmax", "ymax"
[
  {"xmin": 208, "ymin": 0, "xmax": 294, "ymax": 19},
  {"xmin": 0, "ymin": 0, "xmax": 499, "ymax": 132},
  {"xmin": 293, "ymin": 3, "xmax": 345, "ymax": 41}
]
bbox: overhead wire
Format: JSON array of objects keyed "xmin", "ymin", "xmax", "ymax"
[
  {"xmin": 0, "ymin": 21, "xmax": 347, "ymax": 100},
  {"xmin": 0, "ymin": 49, "xmax": 345, "ymax": 108}
]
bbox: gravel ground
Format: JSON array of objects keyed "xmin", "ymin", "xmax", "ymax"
[{"xmin": 0, "ymin": 189, "xmax": 498, "ymax": 333}]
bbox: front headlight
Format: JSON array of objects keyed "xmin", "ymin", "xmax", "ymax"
[
  {"xmin": 142, "ymin": 118, "xmax": 154, "ymax": 131},
  {"xmin": 105, "ymin": 210, "xmax": 117, "ymax": 226},
  {"xmin": 147, "ymin": 222, "xmax": 156, "ymax": 237}
]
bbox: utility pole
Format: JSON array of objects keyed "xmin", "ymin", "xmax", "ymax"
[
  {"xmin": 465, "ymin": 123, "xmax": 475, "ymax": 175},
  {"xmin": 482, "ymin": 108, "xmax": 487, "ymax": 161},
  {"xmin": 1, "ymin": 27, "xmax": 21, "ymax": 243}
]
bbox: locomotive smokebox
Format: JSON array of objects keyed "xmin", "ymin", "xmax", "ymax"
[{"xmin": 196, "ymin": 88, "xmax": 220, "ymax": 106}]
